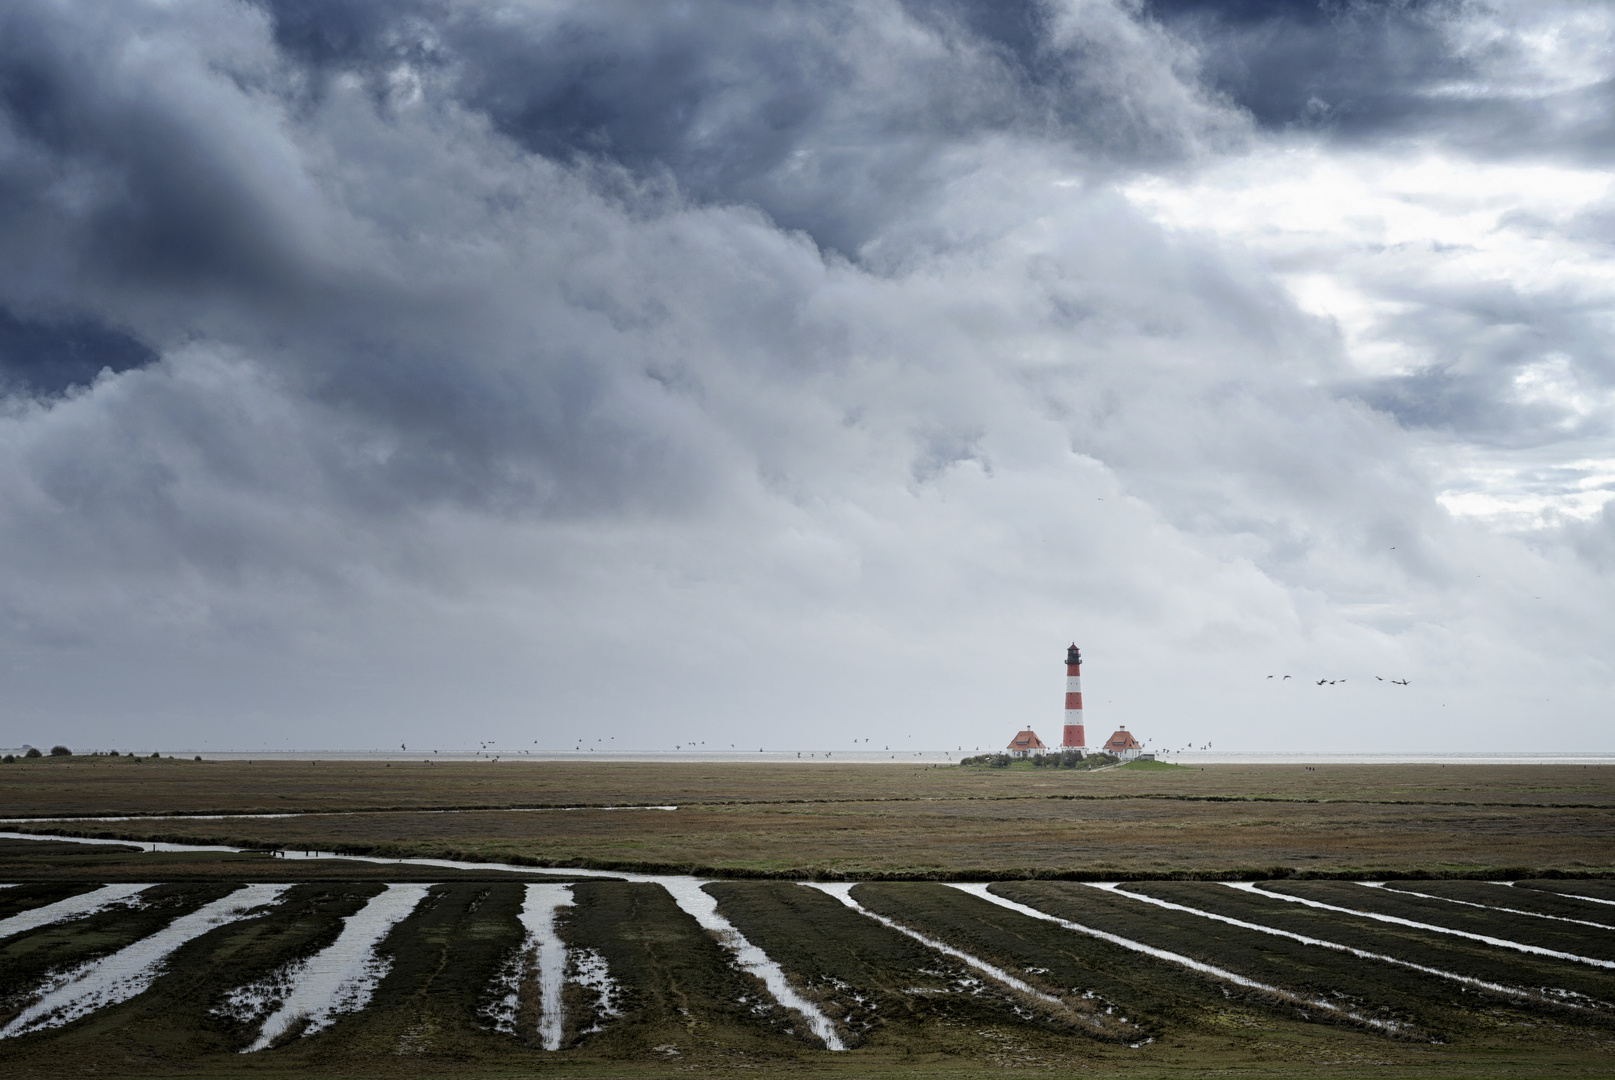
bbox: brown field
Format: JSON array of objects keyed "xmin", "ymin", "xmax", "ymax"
[{"xmin": 2, "ymin": 758, "xmax": 1612, "ymax": 879}]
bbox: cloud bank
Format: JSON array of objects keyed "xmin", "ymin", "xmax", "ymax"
[{"xmin": 0, "ymin": 0, "xmax": 1611, "ymax": 752}]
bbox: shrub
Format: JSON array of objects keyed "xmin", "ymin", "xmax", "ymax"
[
  {"xmin": 24, "ymin": 747, "xmax": 41, "ymax": 758},
  {"xmin": 194, "ymin": 755, "xmax": 202, "ymax": 761},
  {"xmin": 2, "ymin": 754, "xmax": 13, "ymax": 763},
  {"xmin": 150, "ymin": 751, "xmax": 160, "ymax": 759},
  {"xmin": 49, "ymin": 745, "xmax": 72, "ymax": 757},
  {"xmin": 108, "ymin": 749, "xmax": 120, "ymax": 757}
]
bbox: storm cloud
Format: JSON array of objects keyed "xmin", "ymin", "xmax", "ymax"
[{"xmin": 0, "ymin": 0, "xmax": 1610, "ymax": 753}]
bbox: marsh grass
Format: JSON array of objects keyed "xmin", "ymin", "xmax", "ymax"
[
  {"xmin": 1380, "ymin": 881, "xmax": 1615, "ymax": 925},
  {"xmin": 1260, "ymin": 881, "xmax": 1615, "ymax": 961},
  {"xmin": 707, "ymin": 881, "xmax": 1089, "ymax": 1057},
  {"xmin": 4, "ymin": 762, "xmax": 1614, "ymax": 879},
  {"xmin": 555, "ymin": 881, "xmax": 813, "ymax": 1061},
  {"xmin": 1123, "ymin": 881, "xmax": 1615, "ymax": 1010}
]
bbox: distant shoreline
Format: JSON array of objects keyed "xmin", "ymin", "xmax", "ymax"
[{"xmin": 12, "ymin": 749, "xmax": 1614, "ymax": 765}]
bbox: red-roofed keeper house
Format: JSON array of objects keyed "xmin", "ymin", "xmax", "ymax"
[
  {"xmin": 1100, "ymin": 728, "xmax": 1145, "ymax": 761},
  {"xmin": 1007, "ymin": 730, "xmax": 1047, "ymax": 758}
]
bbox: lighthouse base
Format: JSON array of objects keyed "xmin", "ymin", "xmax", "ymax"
[{"xmin": 1061, "ymin": 725, "xmax": 1086, "ymax": 752}]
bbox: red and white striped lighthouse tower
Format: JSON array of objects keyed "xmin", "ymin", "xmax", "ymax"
[{"xmin": 1062, "ymin": 643, "xmax": 1086, "ymax": 750}]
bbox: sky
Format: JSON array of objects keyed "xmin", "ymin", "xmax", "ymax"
[{"xmin": 1, "ymin": 0, "xmax": 1613, "ymax": 754}]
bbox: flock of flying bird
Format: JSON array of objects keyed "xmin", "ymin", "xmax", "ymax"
[{"xmin": 1266, "ymin": 675, "xmax": 1411, "ymax": 685}]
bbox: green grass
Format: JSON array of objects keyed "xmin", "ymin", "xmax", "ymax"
[{"xmin": 1118, "ymin": 759, "xmax": 1190, "ymax": 771}]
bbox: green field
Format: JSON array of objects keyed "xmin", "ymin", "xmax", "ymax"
[{"xmin": 1, "ymin": 762, "xmax": 1613, "ymax": 1077}]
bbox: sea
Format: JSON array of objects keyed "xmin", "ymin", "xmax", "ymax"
[{"xmin": 38, "ymin": 749, "xmax": 1615, "ymax": 765}]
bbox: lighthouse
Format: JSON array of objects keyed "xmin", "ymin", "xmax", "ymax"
[{"xmin": 1062, "ymin": 644, "xmax": 1086, "ymax": 751}]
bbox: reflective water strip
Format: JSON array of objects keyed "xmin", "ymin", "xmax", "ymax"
[
  {"xmin": 0, "ymin": 884, "xmax": 152, "ymax": 940},
  {"xmin": 657, "ymin": 878, "xmax": 845, "ymax": 1050},
  {"xmin": 804, "ymin": 882, "xmax": 1061, "ymax": 1004},
  {"xmin": 245, "ymin": 883, "xmax": 431, "ymax": 1051},
  {"xmin": 1501, "ymin": 882, "xmax": 1615, "ymax": 910},
  {"xmin": 1092, "ymin": 883, "xmax": 1587, "ymax": 1008},
  {"xmin": 1, "ymin": 884, "xmax": 290, "ymax": 1038},
  {"xmin": 1227, "ymin": 883, "xmax": 1615, "ymax": 970},
  {"xmin": 516, "ymin": 882, "xmax": 573, "ymax": 1051},
  {"xmin": 951, "ymin": 883, "xmax": 1403, "ymax": 1033},
  {"xmin": 1364, "ymin": 882, "xmax": 1615, "ymax": 931}
]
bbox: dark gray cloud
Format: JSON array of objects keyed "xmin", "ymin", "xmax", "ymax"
[
  {"xmin": 0, "ymin": 309, "xmax": 156, "ymax": 395},
  {"xmin": 1153, "ymin": 0, "xmax": 1615, "ymax": 163},
  {"xmin": 256, "ymin": 0, "xmax": 1244, "ymax": 256}
]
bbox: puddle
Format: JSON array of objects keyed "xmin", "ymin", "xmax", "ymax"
[
  {"xmin": 0, "ymin": 884, "xmax": 153, "ymax": 941},
  {"xmin": 0, "ymin": 884, "xmax": 289, "ymax": 1038},
  {"xmin": 241, "ymin": 883, "xmax": 431, "ymax": 1051},
  {"xmin": 570, "ymin": 947, "xmax": 623, "ymax": 1035}
]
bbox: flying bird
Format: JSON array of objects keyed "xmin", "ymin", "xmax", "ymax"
[
  {"xmin": 1283, "ymin": 675, "xmax": 1291, "ymax": 680},
  {"xmin": 1316, "ymin": 679, "xmax": 1327, "ymax": 685},
  {"xmin": 1375, "ymin": 676, "xmax": 1383, "ymax": 681}
]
